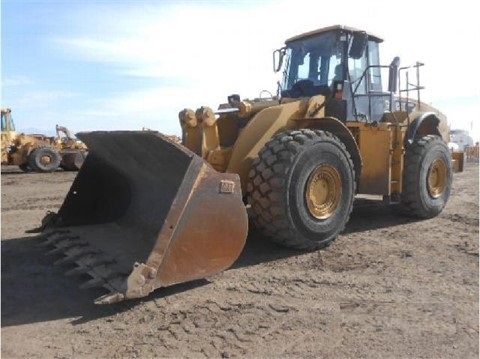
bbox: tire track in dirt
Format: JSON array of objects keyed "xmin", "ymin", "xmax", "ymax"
[
  {"xmin": 1, "ymin": 165, "xmax": 478, "ymax": 358},
  {"xmin": 2, "ymin": 195, "xmax": 66, "ymax": 212}
]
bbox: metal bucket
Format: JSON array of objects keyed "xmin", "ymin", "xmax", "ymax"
[{"xmin": 38, "ymin": 131, "xmax": 248, "ymax": 304}]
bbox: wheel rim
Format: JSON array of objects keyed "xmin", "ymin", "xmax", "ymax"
[
  {"xmin": 427, "ymin": 158, "xmax": 448, "ymax": 198},
  {"xmin": 305, "ymin": 165, "xmax": 342, "ymax": 219},
  {"xmin": 40, "ymin": 154, "xmax": 52, "ymax": 166}
]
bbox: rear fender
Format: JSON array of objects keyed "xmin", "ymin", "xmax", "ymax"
[{"xmin": 406, "ymin": 112, "xmax": 442, "ymax": 145}]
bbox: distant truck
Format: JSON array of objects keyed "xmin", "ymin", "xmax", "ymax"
[
  {"xmin": 449, "ymin": 129, "xmax": 474, "ymax": 151},
  {"xmin": 1, "ymin": 108, "xmax": 87, "ymax": 172}
]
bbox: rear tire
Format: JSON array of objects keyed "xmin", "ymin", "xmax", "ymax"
[
  {"xmin": 28, "ymin": 146, "xmax": 61, "ymax": 173},
  {"xmin": 19, "ymin": 163, "xmax": 31, "ymax": 172},
  {"xmin": 246, "ymin": 129, "xmax": 355, "ymax": 250},
  {"xmin": 399, "ymin": 135, "xmax": 452, "ymax": 218},
  {"xmin": 60, "ymin": 151, "xmax": 86, "ymax": 171}
]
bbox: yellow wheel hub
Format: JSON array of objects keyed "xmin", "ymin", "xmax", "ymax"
[
  {"xmin": 427, "ymin": 158, "xmax": 447, "ymax": 198},
  {"xmin": 40, "ymin": 155, "xmax": 52, "ymax": 165},
  {"xmin": 305, "ymin": 165, "xmax": 342, "ymax": 219}
]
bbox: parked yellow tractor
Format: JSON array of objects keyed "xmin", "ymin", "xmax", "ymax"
[
  {"xmin": 35, "ymin": 25, "xmax": 458, "ymax": 304},
  {"xmin": 54, "ymin": 124, "xmax": 88, "ymax": 171},
  {"xmin": 1, "ymin": 108, "xmax": 87, "ymax": 172}
]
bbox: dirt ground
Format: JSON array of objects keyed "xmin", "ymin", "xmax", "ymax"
[{"xmin": 1, "ymin": 162, "xmax": 478, "ymax": 359}]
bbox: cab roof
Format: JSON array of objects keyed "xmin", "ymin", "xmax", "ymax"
[{"xmin": 285, "ymin": 25, "xmax": 383, "ymax": 44}]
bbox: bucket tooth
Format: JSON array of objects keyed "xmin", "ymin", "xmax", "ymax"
[
  {"xmin": 94, "ymin": 292, "xmax": 125, "ymax": 305},
  {"xmin": 41, "ymin": 234, "xmax": 80, "ymax": 248},
  {"xmin": 46, "ymin": 247, "xmax": 68, "ymax": 256},
  {"xmin": 63, "ymin": 261, "xmax": 118, "ymax": 277},
  {"xmin": 79, "ymin": 277, "xmax": 107, "ymax": 290},
  {"xmin": 40, "ymin": 238, "xmax": 61, "ymax": 247},
  {"xmin": 76, "ymin": 255, "xmax": 115, "ymax": 269},
  {"xmin": 63, "ymin": 259, "xmax": 111, "ymax": 276},
  {"xmin": 65, "ymin": 266, "xmax": 89, "ymax": 277},
  {"xmin": 63, "ymin": 245, "xmax": 100, "ymax": 258},
  {"xmin": 45, "ymin": 241, "xmax": 88, "ymax": 256},
  {"xmin": 86, "ymin": 263, "xmax": 123, "ymax": 279},
  {"xmin": 55, "ymin": 238, "xmax": 86, "ymax": 249},
  {"xmin": 54, "ymin": 256, "xmax": 79, "ymax": 266},
  {"xmin": 39, "ymin": 234, "xmax": 65, "ymax": 247},
  {"xmin": 54, "ymin": 250, "xmax": 99, "ymax": 266},
  {"xmin": 64, "ymin": 255, "xmax": 119, "ymax": 278},
  {"xmin": 104, "ymin": 276, "xmax": 127, "ymax": 292},
  {"xmin": 93, "ymin": 275, "xmax": 129, "ymax": 304},
  {"xmin": 80, "ymin": 274, "xmax": 126, "ymax": 290},
  {"xmin": 36, "ymin": 229, "xmax": 69, "ymax": 242}
]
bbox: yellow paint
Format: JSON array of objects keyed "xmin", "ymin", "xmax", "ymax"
[
  {"xmin": 305, "ymin": 164, "xmax": 342, "ymax": 219},
  {"xmin": 350, "ymin": 122, "xmax": 392, "ymax": 195},
  {"xmin": 226, "ymin": 98, "xmax": 313, "ymax": 193},
  {"xmin": 178, "ymin": 95, "xmax": 452, "ymax": 199}
]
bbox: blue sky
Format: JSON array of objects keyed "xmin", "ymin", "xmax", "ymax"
[{"xmin": 2, "ymin": 0, "xmax": 479, "ymax": 140}]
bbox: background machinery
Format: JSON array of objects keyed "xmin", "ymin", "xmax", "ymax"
[
  {"xmin": 55, "ymin": 124, "xmax": 88, "ymax": 171},
  {"xmin": 449, "ymin": 129, "xmax": 474, "ymax": 151},
  {"xmin": 1, "ymin": 108, "xmax": 87, "ymax": 172},
  {"xmin": 36, "ymin": 25, "xmax": 457, "ymax": 304}
]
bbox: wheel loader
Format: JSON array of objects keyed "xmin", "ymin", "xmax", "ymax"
[
  {"xmin": 55, "ymin": 124, "xmax": 88, "ymax": 171},
  {"xmin": 34, "ymin": 25, "xmax": 458, "ymax": 304},
  {"xmin": 1, "ymin": 108, "xmax": 87, "ymax": 172}
]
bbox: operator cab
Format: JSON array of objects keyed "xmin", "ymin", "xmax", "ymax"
[
  {"xmin": 273, "ymin": 25, "xmax": 395, "ymax": 123},
  {"xmin": 1, "ymin": 108, "xmax": 15, "ymax": 132}
]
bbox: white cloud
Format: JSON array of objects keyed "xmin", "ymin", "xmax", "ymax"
[
  {"xmin": 2, "ymin": 75, "xmax": 34, "ymax": 87},
  {"xmin": 53, "ymin": 3, "xmax": 276, "ymax": 86},
  {"xmin": 44, "ymin": 2, "xmax": 284, "ymax": 135},
  {"xmin": 12, "ymin": 90, "xmax": 79, "ymax": 109}
]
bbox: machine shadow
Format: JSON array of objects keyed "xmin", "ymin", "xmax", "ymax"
[
  {"xmin": 1, "ymin": 235, "xmax": 210, "ymax": 328},
  {"xmin": 233, "ymin": 197, "xmax": 418, "ymax": 268},
  {"xmin": 1, "ymin": 197, "xmax": 417, "ymax": 327}
]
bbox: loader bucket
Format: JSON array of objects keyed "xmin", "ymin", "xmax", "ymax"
[{"xmin": 38, "ymin": 131, "xmax": 248, "ymax": 304}]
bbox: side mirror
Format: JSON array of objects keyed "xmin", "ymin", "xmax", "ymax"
[
  {"xmin": 388, "ymin": 56, "xmax": 400, "ymax": 93},
  {"xmin": 349, "ymin": 31, "xmax": 368, "ymax": 59},
  {"xmin": 273, "ymin": 47, "xmax": 286, "ymax": 73}
]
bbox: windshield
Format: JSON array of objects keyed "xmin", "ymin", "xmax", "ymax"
[
  {"xmin": 281, "ymin": 32, "xmax": 343, "ymax": 90},
  {"xmin": 1, "ymin": 112, "xmax": 14, "ymax": 132},
  {"xmin": 348, "ymin": 40, "xmax": 382, "ymax": 95}
]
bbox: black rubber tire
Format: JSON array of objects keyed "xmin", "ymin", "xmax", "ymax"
[
  {"xmin": 18, "ymin": 163, "xmax": 31, "ymax": 172},
  {"xmin": 246, "ymin": 129, "xmax": 356, "ymax": 250},
  {"xmin": 399, "ymin": 135, "xmax": 452, "ymax": 218},
  {"xmin": 60, "ymin": 151, "xmax": 85, "ymax": 171},
  {"xmin": 28, "ymin": 146, "xmax": 61, "ymax": 173}
]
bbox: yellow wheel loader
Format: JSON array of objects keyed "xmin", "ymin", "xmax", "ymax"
[
  {"xmin": 1, "ymin": 108, "xmax": 88, "ymax": 172},
  {"xmin": 35, "ymin": 25, "xmax": 458, "ymax": 304},
  {"xmin": 1, "ymin": 108, "xmax": 62, "ymax": 172},
  {"xmin": 55, "ymin": 124, "xmax": 88, "ymax": 171}
]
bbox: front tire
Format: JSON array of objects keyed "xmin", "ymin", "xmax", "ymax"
[
  {"xmin": 247, "ymin": 129, "xmax": 355, "ymax": 250},
  {"xmin": 28, "ymin": 146, "xmax": 61, "ymax": 173},
  {"xmin": 400, "ymin": 135, "xmax": 452, "ymax": 218}
]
